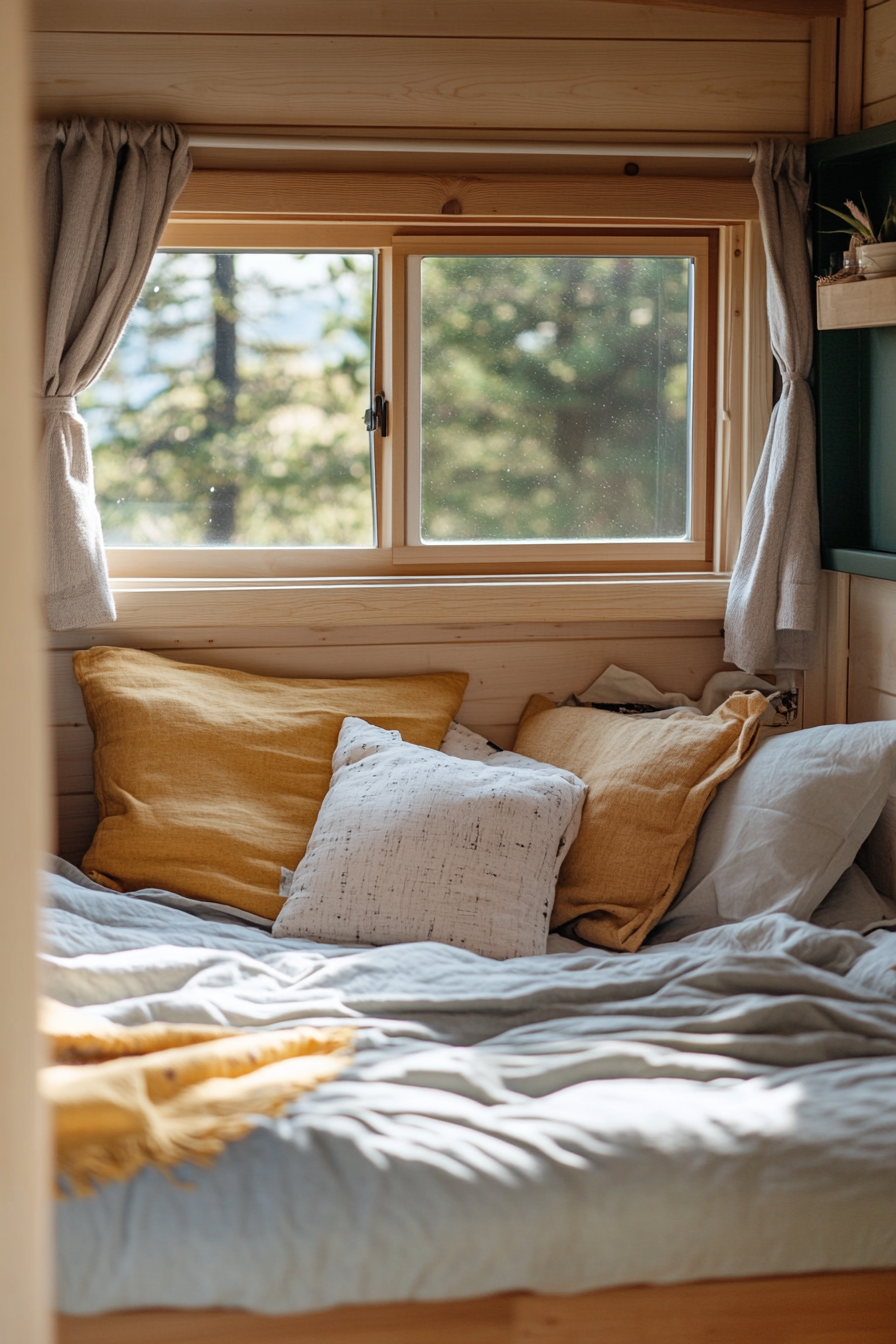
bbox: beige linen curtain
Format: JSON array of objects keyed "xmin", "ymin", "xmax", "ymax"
[
  {"xmin": 38, "ymin": 119, "xmax": 191, "ymax": 631},
  {"xmin": 723, "ymin": 139, "xmax": 819, "ymax": 673}
]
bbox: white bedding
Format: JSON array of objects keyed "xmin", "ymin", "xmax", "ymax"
[{"xmin": 46, "ymin": 860, "xmax": 896, "ymax": 1316}]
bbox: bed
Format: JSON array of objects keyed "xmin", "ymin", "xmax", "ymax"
[{"xmin": 48, "ymin": 859, "xmax": 896, "ymax": 1341}]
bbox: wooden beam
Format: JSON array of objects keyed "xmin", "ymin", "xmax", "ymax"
[
  {"xmin": 168, "ymin": 170, "xmax": 759, "ymax": 223},
  {"xmin": 33, "ymin": 33, "xmax": 809, "ymax": 135},
  {"xmin": 837, "ymin": 0, "xmax": 866, "ymax": 133},
  {"xmin": 809, "ymin": 16, "xmax": 839, "ymax": 138}
]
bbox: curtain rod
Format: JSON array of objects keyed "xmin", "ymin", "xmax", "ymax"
[{"xmin": 187, "ymin": 133, "xmax": 756, "ymax": 162}]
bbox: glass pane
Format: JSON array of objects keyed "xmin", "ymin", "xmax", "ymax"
[
  {"xmin": 82, "ymin": 251, "xmax": 375, "ymax": 546},
  {"xmin": 420, "ymin": 254, "xmax": 692, "ymax": 543}
]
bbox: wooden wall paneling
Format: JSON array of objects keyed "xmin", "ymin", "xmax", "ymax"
[
  {"xmin": 47, "ymin": 617, "xmax": 727, "ymax": 651},
  {"xmin": 802, "ymin": 569, "xmax": 850, "ymax": 726},
  {"xmin": 31, "ymin": 0, "xmax": 813, "ymax": 42},
  {"xmin": 94, "ymin": 579, "xmax": 730, "ymax": 629},
  {"xmin": 838, "ymin": 0, "xmax": 867, "ymax": 132},
  {"xmin": 862, "ymin": 0, "xmax": 896, "ymax": 124},
  {"xmin": 847, "ymin": 572, "xmax": 896, "ymax": 721},
  {"xmin": 863, "ymin": 92, "xmax": 896, "ymax": 127},
  {"xmin": 33, "ymin": 34, "xmax": 809, "ymax": 134},
  {"xmin": 169, "ymin": 172, "xmax": 761, "ymax": 225},
  {"xmin": 809, "ymin": 17, "xmax": 839, "ymax": 137},
  {"xmin": 57, "ymin": 795, "xmax": 100, "ymax": 869}
]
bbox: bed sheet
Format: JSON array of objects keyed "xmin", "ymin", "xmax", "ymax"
[{"xmin": 45, "ymin": 862, "xmax": 896, "ymax": 1316}]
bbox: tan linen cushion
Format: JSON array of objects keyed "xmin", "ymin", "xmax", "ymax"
[
  {"xmin": 513, "ymin": 691, "xmax": 768, "ymax": 952},
  {"xmin": 75, "ymin": 647, "xmax": 467, "ymax": 920}
]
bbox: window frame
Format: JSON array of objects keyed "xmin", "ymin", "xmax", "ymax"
[
  {"xmin": 396, "ymin": 233, "xmax": 709, "ymax": 568},
  {"xmin": 103, "ymin": 207, "xmax": 759, "ymax": 584}
]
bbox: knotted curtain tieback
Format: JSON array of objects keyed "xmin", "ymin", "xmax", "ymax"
[{"xmin": 40, "ymin": 395, "xmax": 77, "ymax": 413}]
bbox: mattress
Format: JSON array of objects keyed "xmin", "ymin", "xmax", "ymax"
[{"xmin": 45, "ymin": 862, "xmax": 896, "ymax": 1317}]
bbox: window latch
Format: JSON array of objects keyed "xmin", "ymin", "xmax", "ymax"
[{"xmin": 364, "ymin": 392, "xmax": 389, "ymax": 438}]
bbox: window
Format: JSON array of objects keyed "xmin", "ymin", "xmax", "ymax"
[
  {"xmin": 98, "ymin": 221, "xmax": 721, "ymax": 580},
  {"xmin": 401, "ymin": 238, "xmax": 706, "ymax": 567},
  {"xmin": 83, "ymin": 250, "xmax": 376, "ymax": 548}
]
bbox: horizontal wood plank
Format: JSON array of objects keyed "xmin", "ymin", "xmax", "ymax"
[
  {"xmin": 169, "ymin": 171, "xmax": 760, "ymax": 223},
  {"xmin": 863, "ymin": 0, "xmax": 896, "ymax": 105},
  {"xmin": 47, "ymin": 617, "xmax": 725, "ymax": 651},
  {"xmin": 92, "ymin": 578, "xmax": 730, "ymax": 628},
  {"xmin": 30, "ymin": 0, "xmax": 812, "ymax": 40},
  {"xmin": 863, "ymin": 91, "xmax": 896, "ymax": 125},
  {"xmin": 56, "ymin": 1270, "xmax": 896, "ymax": 1344},
  {"xmin": 55, "ymin": 726, "xmax": 94, "ymax": 794},
  {"xmin": 56, "ymin": 794, "xmax": 98, "ymax": 867},
  {"xmin": 33, "ymin": 33, "xmax": 809, "ymax": 133}
]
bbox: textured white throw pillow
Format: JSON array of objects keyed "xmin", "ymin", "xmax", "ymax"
[{"xmin": 273, "ymin": 717, "xmax": 587, "ymax": 959}]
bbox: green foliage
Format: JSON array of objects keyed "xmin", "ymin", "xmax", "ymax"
[
  {"xmin": 82, "ymin": 252, "xmax": 374, "ymax": 546},
  {"xmin": 420, "ymin": 254, "xmax": 691, "ymax": 541},
  {"xmin": 818, "ymin": 195, "xmax": 896, "ymax": 243}
]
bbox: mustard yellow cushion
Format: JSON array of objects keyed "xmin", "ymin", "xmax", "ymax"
[
  {"xmin": 513, "ymin": 691, "xmax": 768, "ymax": 952},
  {"xmin": 75, "ymin": 647, "xmax": 468, "ymax": 920}
]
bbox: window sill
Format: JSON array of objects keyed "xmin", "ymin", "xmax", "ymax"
[{"xmin": 100, "ymin": 573, "xmax": 730, "ymax": 630}]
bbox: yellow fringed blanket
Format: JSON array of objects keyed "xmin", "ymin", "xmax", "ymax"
[{"xmin": 39, "ymin": 999, "xmax": 354, "ymax": 1196}]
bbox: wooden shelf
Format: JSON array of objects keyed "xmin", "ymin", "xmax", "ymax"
[{"xmin": 817, "ymin": 275, "xmax": 896, "ymax": 330}]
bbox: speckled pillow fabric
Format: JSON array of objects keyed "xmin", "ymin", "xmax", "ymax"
[{"xmin": 273, "ymin": 717, "xmax": 587, "ymax": 960}]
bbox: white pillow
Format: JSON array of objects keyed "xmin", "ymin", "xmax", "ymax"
[
  {"xmin": 273, "ymin": 717, "xmax": 587, "ymax": 959},
  {"xmin": 652, "ymin": 721, "xmax": 896, "ymax": 942}
]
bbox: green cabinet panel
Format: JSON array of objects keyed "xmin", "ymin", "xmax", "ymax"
[{"xmin": 809, "ymin": 121, "xmax": 896, "ymax": 575}]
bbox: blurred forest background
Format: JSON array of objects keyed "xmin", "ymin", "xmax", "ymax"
[
  {"xmin": 421, "ymin": 254, "xmax": 691, "ymax": 542},
  {"xmin": 83, "ymin": 251, "xmax": 375, "ymax": 547},
  {"xmin": 83, "ymin": 249, "xmax": 691, "ymax": 548}
]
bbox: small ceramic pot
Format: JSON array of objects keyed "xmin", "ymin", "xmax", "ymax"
[{"xmin": 856, "ymin": 241, "xmax": 896, "ymax": 280}]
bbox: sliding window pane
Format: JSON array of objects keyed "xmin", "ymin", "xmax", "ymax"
[
  {"xmin": 420, "ymin": 254, "xmax": 692, "ymax": 542},
  {"xmin": 82, "ymin": 251, "xmax": 374, "ymax": 546}
]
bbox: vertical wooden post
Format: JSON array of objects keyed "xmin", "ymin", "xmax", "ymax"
[
  {"xmin": 0, "ymin": 0, "xmax": 52, "ymax": 1339},
  {"xmin": 837, "ymin": 0, "xmax": 866, "ymax": 135},
  {"xmin": 809, "ymin": 17, "xmax": 839, "ymax": 140}
]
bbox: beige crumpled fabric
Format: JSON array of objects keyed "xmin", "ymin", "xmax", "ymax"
[
  {"xmin": 724, "ymin": 139, "xmax": 820, "ymax": 675},
  {"xmin": 36, "ymin": 118, "xmax": 191, "ymax": 630}
]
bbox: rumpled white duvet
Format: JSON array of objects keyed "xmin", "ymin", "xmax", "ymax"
[{"xmin": 46, "ymin": 861, "xmax": 896, "ymax": 1317}]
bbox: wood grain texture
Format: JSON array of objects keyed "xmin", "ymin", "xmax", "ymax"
[
  {"xmin": 32, "ymin": 33, "xmax": 809, "ymax": 133},
  {"xmin": 802, "ymin": 570, "xmax": 848, "ymax": 727},
  {"xmin": 863, "ymin": 0, "xmax": 896, "ymax": 106},
  {"xmin": 171, "ymin": 171, "xmax": 760, "ymax": 223},
  {"xmin": 863, "ymin": 91, "xmax": 896, "ymax": 125},
  {"xmin": 30, "ymin": 0, "xmax": 813, "ymax": 41},
  {"xmin": 55, "ymin": 1270, "xmax": 896, "ymax": 1344},
  {"xmin": 46, "ymin": 617, "xmax": 726, "ymax": 651},
  {"xmin": 816, "ymin": 276, "xmax": 896, "ymax": 329},
  {"xmin": 96, "ymin": 578, "xmax": 731, "ymax": 628},
  {"xmin": 809, "ymin": 16, "xmax": 839, "ymax": 137},
  {"xmin": 848, "ymin": 573, "xmax": 896, "ymax": 722},
  {"xmin": 837, "ymin": 0, "xmax": 867, "ymax": 133}
]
